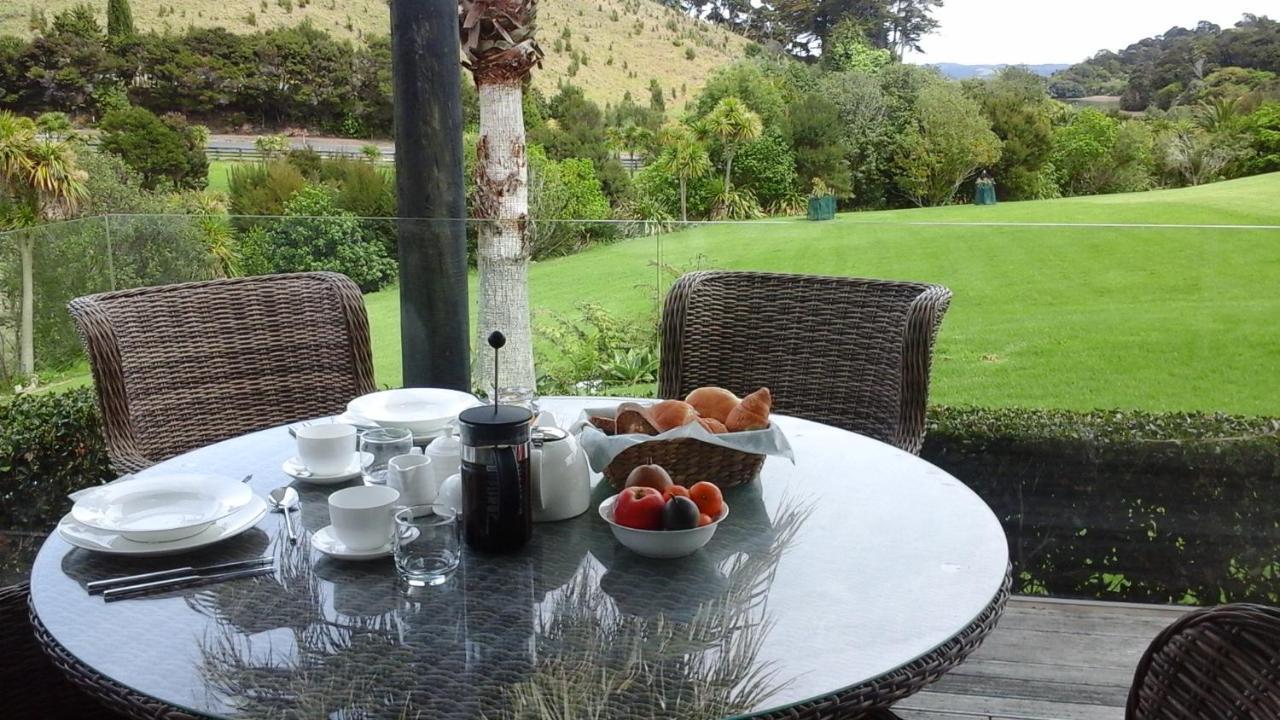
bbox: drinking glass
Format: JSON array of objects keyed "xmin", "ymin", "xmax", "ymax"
[
  {"xmin": 394, "ymin": 505, "xmax": 461, "ymax": 587},
  {"xmin": 360, "ymin": 427, "xmax": 414, "ymax": 485},
  {"xmin": 494, "ymin": 386, "xmax": 540, "ymax": 423}
]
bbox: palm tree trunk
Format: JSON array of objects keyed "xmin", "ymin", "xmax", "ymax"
[
  {"xmin": 18, "ymin": 235, "xmax": 34, "ymax": 376},
  {"xmin": 474, "ymin": 78, "xmax": 536, "ymax": 391},
  {"xmin": 723, "ymin": 147, "xmax": 735, "ymax": 194},
  {"xmin": 679, "ymin": 177, "xmax": 688, "ymax": 222}
]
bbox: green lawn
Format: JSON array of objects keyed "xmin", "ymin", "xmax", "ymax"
[
  {"xmin": 206, "ymin": 160, "xmax": 240, "ymax": 194},
  {"xmin": 368, "ymin": 173, "xmax": 1280, "ymax": 416}
]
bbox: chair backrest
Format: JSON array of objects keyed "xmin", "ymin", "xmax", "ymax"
[
  {"xmin": 659, "ymin": 271, "xmax": 951, "ymax": 454},
  {"xmin": 1127, "ymin": 603, "xmax": 1280, "ymax": 720},
  {"xmin": 69, "ymin": 272, "xmax": 376, "ymax": 473}
]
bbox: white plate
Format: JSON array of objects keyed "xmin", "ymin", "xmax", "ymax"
[
  {"xmin": 310, "ymin": 525, "xmax": 418, "ymax": 561},
  {"xmin": 346, "ymin": 389, "xmax": 480, "ymax": 435},
  {"xmin": 72, "ymin": 474, "xmax": 254, "ymax": 543},
  {"xmin": 282, "ymin": 452, "xmax": 371, "ymax": 485},
  {"xmin": 58, "ymin": 496, "xmax": 269, "ymax": 557}
]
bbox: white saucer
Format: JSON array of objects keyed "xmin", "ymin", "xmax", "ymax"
[
  {"xmin": 57, "ymin": 496, "xmax": 269, "ymax": 557},
  {"xmin": 282, "ymin": 453, "xmax": 371, "ymax": 484},
  {"xmin": 310, "ymin": 525, "xmax": 418, "ymax": 561}
]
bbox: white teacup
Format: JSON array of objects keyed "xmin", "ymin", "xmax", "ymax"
[
  {"xmin": 388, "ymin": 454, "xmax": 436, "ymax": 507},
  {"xmin": 328, "ymin": 485, "xmax": 400, "ymax": 551},
  {"xmin": 296, "ymin": 424, "xmax": 357, "ymax": 476}
]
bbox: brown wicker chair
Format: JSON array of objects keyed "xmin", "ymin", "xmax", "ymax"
[
  {"xmin": 1127, "ymin": 603, "xmax": 1280, "ymax": 720},
  {"xmin": 0, "ymin": 583, "xmax": 129, "ymax": 719},
  {"xmin": 69, "ymin": 272, "xmax": 377, "ymax": 474},
  {"xmin": 659, "ymin": 271, "xmax": 951, "ymax": 454}
]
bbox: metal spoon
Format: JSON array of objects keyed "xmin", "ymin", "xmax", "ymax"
[{"xmin": 269, "ymin": 486, "xmax": 301, "ymax": 543}]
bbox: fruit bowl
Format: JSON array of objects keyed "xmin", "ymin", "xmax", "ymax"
[{"xmin": 598, "ymin": 495, "xmax": 729, "ymax": 559}]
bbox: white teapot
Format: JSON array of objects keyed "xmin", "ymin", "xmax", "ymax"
[{"xmin": 531, "ymin": 427, "xmax": 591, "ymax": 522}]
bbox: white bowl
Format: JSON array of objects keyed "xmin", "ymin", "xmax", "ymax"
[
  {"xmin": 598, "ymin": 495, "xmax": 728, "ymax": 559},
  {"xmin": 346, "ymin": 389, "xmax": 480, "ymax": 434},
  {"xmin": 71, "ymin": 473, "xmax": 254, "ymax": 543}
]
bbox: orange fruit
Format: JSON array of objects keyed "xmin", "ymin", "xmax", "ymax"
[
  {"xmin": 688, "ymin": 481, "xmax": 723, "ymax": 518},
  {"xmin": 663, "ymin": 485, "xmax": 691, "ymax": 502},
  {"xmin": 698, "ymin": 513, "xmax": 713, "ymax": 527}
]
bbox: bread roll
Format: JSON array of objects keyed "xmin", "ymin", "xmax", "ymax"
[
  {"xmin": 685, "ymin": 387, "xmax": 739, "ymax": 423},
  {"xmin": 697, "ymin": 417, "xmax": 728, "ymax": 434},
  {"xmin": 649, "ymin": 399, "xmax": 699, "ymax": 432},
  {"xmin": 725, "ymin": 387, "xmax": 772, "ymax": 432},
  {"xmin": 588, "ymin": 416, "xmax": 617, "ymax": 435},
  {"xmin": 615, "ymin": 402, "xmax": 658, "ymax": 435}
]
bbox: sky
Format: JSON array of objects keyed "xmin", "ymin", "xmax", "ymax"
[{"xmin": 903, "ymin": 0, "xmax": 1270, "ymax": 65}]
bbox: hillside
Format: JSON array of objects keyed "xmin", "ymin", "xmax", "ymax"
[
  {"xmin": 931, "ymin": 63, "xmax": 1070, "ymax": 80},
  {"xmin": 0, "ymin": 0, "xmax": 751, "ymax": 110}
]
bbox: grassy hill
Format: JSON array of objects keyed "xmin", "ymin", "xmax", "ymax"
[
  {"xmin": 1, "ymin": 0, "xmax": 751, "ymax": 110},
  {"xmin": 364, "ymin": 174, "xmax": 1280, "ymax": 416}
]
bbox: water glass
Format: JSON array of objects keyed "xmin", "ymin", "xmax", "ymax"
[
  {"xmin": 394, "ymin": 505, "xmax": 461, "ymax": 587},
  {"xmin": 360, "ymin": 427, "xmax": 414, "ymax": 485},
  {"xmin": 494, "ymin": 386, "xmax": 540, "ymax": 423}
]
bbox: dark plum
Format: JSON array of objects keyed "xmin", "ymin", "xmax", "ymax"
[{"xmin": 662, "ymin": 496, "xmax": 700, "ymax": 531}]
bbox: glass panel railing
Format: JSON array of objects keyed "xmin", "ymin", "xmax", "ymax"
[{"xmin": 1, "ymin": 213, "xmax": 1276, "ymax": 605}]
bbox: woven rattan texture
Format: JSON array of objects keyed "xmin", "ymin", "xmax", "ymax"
[
  {"xmin": 659, "ymin": 271, "xmax": 950, "ymax": 455},
  {"xmin": 1126, "ymin": 603, "xmax": 1280, "ymax": 720},
  {"xmin": 69, "ymin": 272, "xmax": 376, "ymax": 474},
  {"xmin": 603, "ymin": 437, "xmax": 766, "ymax": 489},
  {"xmin": 0, "ymin": 583, "xmax": 130, "ymax": 719}
]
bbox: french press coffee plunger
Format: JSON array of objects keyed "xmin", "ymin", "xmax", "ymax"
[{"xmin": 458, "ymin": 332, "xmax": 535, "ymax": 553}]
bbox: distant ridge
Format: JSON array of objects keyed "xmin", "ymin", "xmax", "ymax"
[{"xmin": 925, "ymin": 63, "xmax": 1072, "ymax": 80}]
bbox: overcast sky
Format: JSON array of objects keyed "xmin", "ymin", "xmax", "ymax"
[{"xmin": 903, "ymin": 1, "xmax": 1270, "ymax": 65}]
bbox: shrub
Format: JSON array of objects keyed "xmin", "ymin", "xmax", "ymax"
[
  {"xmin": 227, "ymin": 160, "xmax": 307, "ymax": 217},
  {"xmin": 98, "ymin": 107, "xmax": 208, "ymax": 190},
  {"xmin": 535, "ymin": 304, "xmax": 659, "ymax": 396},
  {"xmin": 247, "ymin": 184, "xmax": 397, "ymax": 292},
  {"xmin": 0, "ymin": 388, "xmax": 113, "ymax": 530},
  {"xmin": 730, "ymin": 128, "xmax": 800, "ymax": 210},
  {"xmin": 528, "ymin": 149, "xmax": 612, "ymax": 258},
  {"xmin": 923, "ymin": 406, "xmax": 1280, "ymax": 604}
]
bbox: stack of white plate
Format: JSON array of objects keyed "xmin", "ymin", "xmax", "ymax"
[
  {"xmin": 58, "ymin": 474, "xmax": 267, "ymax": 557},
  {"xmin": 344, "ymin": 388, "xmax": 481, "ymax": 441}
]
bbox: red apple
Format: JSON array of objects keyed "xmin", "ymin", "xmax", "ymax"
[{"xmin": 613, "ymin": 487, "xmax": 665, "ymax": 530}]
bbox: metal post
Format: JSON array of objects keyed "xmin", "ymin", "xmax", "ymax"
[{"xmin": 390, "ymin": 0, "xmax": 470, "ymax": 391}]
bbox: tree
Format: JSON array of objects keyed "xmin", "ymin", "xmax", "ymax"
[
  {"xmin": 0, "ymin": 111, "xmax": 88, "ymax": 377},
  {"xmin": 35, "ymin": 111, "xmax": 74, "ymax": 140},
  {"xmin": 1160, "ymin": 125, "xmax": 1243, "ymax": 186},
  {"xmin": 702, "ymin": 96, "xmax": 763, "ymax": 193},
  {"xmin": 98, "ymin": 106, "xmax": 208, "ymax": 190},
  {"xmin": 894, "ymin": 81, "xmax": 1001, "ymax": 206},
  {"xmin": 729, "ymin": 127, "xmax": 799, "ymax": 208},
  {"xmin": 886, "ymin": 0, "xmax": 942, "ymax": 59},
  {"xmin": 107, "ymin": 0, "xmax": 135, "ymax": 40},
  {"xmin": 822, "ymin": 19, "xmax": 892, "ymax": 73},
  {"xmin": 1051, "ymin": 109, "xmax": 1155, "ymax": 196},
  {"xmin": 461, "ymin": 0, "xmax": 543, "ymax": 390},
  {"xmin": 1243, "ymin": 102, "xmax": 1280, "ymax": 174},
  {"xmin": 693, "ymin": 62, "xmax": 786, "ymax": 128},
  {"xmin": 652, "ymin": 126, "xmax": 711, "ymax": 222},
  {"xmin": 784, "ymin": 93, "xmax": 852, "ymax": 196},
  {"xmin": 530, "ymin": 85, "xmax": 629, "ymax": 199},
  {"xmin": 966, "ymin": 67, "xmax": 1056, "ymax": 200}
]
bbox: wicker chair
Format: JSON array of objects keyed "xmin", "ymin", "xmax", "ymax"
[
  {"xmin": 69, "ymin": 272, "xmax": 376, "ymax": 474},
  {"xmin": 1127, "ymin": 603, "xmax": 1280, "ymax": 720},
  {"xmin": 659, "ymin": 271, "xmax": 951, "ymax": 454},
  {"xmin": 0, "ymin": 583, "xmax": 128, "ymax": 719}
]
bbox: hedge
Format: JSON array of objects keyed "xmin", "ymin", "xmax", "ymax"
[
  {"xmin": 0, "ymin": 388, "xmax": 113, "ymax": 530},
  {"xmin": 923, "ymin": 406, "xmax": 1280, "ymax": 605},
  {"xmin": 1, "ymin": 391, "xmax": 1277, "ymax": 606}
]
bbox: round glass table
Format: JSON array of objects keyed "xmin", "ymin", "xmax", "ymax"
[{"xmin": 29, "ymin": 397, "xmax": 1010, "ymax": 719}]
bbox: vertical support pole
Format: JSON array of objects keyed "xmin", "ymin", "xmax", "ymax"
[
  {"xmin": 391, "ymin": 0, "xmax": 470, "ymax": 391},
  {"xmin": 105, "ymin": 214, "xmax": 116, "ymax": 291}
]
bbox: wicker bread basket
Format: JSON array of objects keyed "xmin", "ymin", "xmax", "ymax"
[{"xmin": 602, "ymin": 433, "xmax": 767, "ymax": 490}]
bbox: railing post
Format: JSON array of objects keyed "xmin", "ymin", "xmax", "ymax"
[
  {"xmin": 390, "ymin": 0, "xmax": 470, "ymax": 391},
  {"xmin": 105, "ymin": 214, "xmax": 116, "ymax": 291}
]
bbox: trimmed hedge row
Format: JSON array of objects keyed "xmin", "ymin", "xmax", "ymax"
[
  {"xmin": 1, "ymin": 388, "xmax": 113, "ymax": 530},
  {"xmin": 923, "ymin": 406, "xmax": 1280, "ymax": 605},
  {"xmin": 2, "ymin": 391, "xmax": 1277, "ymax": 605}
]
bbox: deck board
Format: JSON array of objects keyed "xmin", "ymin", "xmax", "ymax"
[{"xmin": 891, "ymin": 596, "xmax": 1188, "ymax": 720}]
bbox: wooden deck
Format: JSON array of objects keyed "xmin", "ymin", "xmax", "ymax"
[{"xmin": 894, "ymin": 596, "xmax": 1188, "ymax": 720}]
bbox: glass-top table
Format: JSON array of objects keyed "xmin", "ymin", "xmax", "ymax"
[{"xmin": 29, "ymin": 397, "xmax": 1010, "ymax": 719}]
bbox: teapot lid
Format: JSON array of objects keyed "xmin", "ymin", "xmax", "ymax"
[
  {"xmin": 532, "ymin": 427, "xmax": 567, "ymax": 444},
  {"xmin": 426, "ymin": 430, "xmax": 461, "ymax": 454},
  {"xmin": 458, "ymin": 404, "xmax": 533, "ymax": 446}
]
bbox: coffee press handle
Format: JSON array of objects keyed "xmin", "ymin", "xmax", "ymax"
[{"xmin": 494, "ymin": 445, "xmax": 521, "ymax": 516}]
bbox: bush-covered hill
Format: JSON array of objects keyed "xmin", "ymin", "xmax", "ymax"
[
  {"xmin": 1049, "ymin": 15, "xmax": 1280, "ymax": 109},
  {"xmin": 0, "ymin": 0, "xmax": 751, "ymax": 110}
]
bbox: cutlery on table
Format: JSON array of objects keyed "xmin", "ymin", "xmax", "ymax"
[
  {"xmin": 269, "ymin": 486, "xmax": 301, "ymax": 543},
  {"xmin": 87, "ymin": 557, "xmax": 273, "ymax": 595},
  {"xmin": 103, "ymin": 565, "xmax": 275, "ymax": 602}
]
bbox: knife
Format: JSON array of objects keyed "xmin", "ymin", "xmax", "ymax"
[
  {"xmin": 103, "ymin": 565, "xmax": 275, "ymax": 602},
  {"xmin": 88, "ymin": 557, "xmax": 272, "ymax": 595}
]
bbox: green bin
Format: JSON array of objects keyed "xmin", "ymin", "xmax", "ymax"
[{"xmin": 807, "ymin": 195, "xmax": 836, "ymax": 221}]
